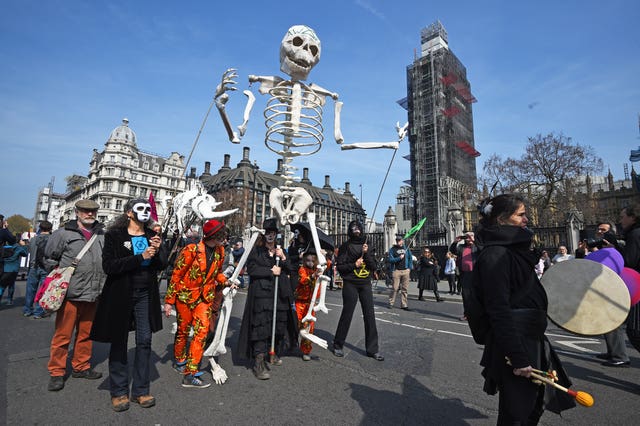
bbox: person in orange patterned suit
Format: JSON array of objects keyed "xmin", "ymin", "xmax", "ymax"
[
  {"xmin": 296, "ymin": 250, "xmax": 322, "ymax": 361},
  {"xmin": 163, "ymin": 219, "xmax": 231, "ymax": 389}
]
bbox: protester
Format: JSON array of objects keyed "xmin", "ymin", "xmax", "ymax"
[
  {"xmin": 164, "ymin": 219, "xmax": 231, "ymax": 388},
  {"xmin": 236, "ymin": 218, "xmax": 298, "ymax": 380},
  {"xmin": 332, "ymin": 220, "xmax": 383, "ymax": 361},
  {"xmin": 417, "ymin": 247, "xmax": 442, "ymax": 302},
  {"xmin": 449, "ymin": 232, "xmax": 478, "ymax": 320},
  {"xmin": 90, "ymin": 198, "xmax": 167, "ymax": 412},
  {"xmin": 474, "ymin": 194, "xmax": 575, "ymax": 424},
  {"xmin": 24, "ymin": 221, "xmax": 54, "ymax": 318},
  {"xmin": 44, "ymin": 199, "xmax": 106, "ymax": 392},
  {"xmin": 388, "ymin": 236, "xmax": 413, "ymax": 310},
  {"xmin": 296, "ymin": 250, "xmax": 321, "ymax": 361},
  {"xmin": 443, "ymin": 252, "xmax": 457, "ymax": 295},
  {"xmin": 0, "ymin": 237, "xmax": 28, "ymax": 305}
]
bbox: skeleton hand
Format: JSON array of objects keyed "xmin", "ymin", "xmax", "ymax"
[
  {"xmin": 210, "ymin": 362, "xmax": 228, "ymax": 385},
  {"xmin": 215, "ymin": 68, "xmax": 238, "ymax": 101},
  {"xmin": 396, "ymin": 121, "xmax": 409, "ymax": 141}
]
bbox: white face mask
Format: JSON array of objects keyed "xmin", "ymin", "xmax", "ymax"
[
  {"xmin": 265, "ymin": 231, "xmax": 276, "ymax": 243},
  {"xmin": 132, "ymin": 202, "xmax": 152, "ymax": 223}
]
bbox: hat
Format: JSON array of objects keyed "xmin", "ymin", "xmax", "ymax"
[
  {"xmin": 395, "ymin": 235, "xmax": 403, "ymax": 242},
  {"xmin": 203, "ymin": 219, "xmax": 225, "ymax": 240},
  {"xmin": 262, "ymin": 218, "xmax": 278, "ymax": 232},
  {"xmin": 75, "ymin": 199, "xmax": 99, "ymax": 210}
]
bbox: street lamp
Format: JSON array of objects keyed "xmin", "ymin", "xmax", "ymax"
[{"xmin": 252, "ymin": 160, "xmax": 259, "ymax": 226}]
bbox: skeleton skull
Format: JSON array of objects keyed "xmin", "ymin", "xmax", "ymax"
[{"xmin": 279, "ymin": 25, "xmax": 321, "ymax": 81}]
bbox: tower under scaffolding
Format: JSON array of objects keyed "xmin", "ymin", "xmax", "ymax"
[{"xmin": 403, "ymin": 21, "xmax": 479, "ymax": 236}]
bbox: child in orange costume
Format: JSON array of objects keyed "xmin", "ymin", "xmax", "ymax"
[
  {"xmin": 164, "ymin": 219, "xmax": 230, "ymax": 388},
  {"xmin": 296, "ymin": 251, "xmax": 322, "ymax": 361}
]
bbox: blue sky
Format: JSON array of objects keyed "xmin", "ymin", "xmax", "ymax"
[{"xmin": 1, "ymin": 0, "xmax": 639, "ymax": 222}]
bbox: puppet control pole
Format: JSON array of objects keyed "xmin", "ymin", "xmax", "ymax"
[{"xmin": 269, "ymin": 253, "xmax": 281, "ymax": 364}]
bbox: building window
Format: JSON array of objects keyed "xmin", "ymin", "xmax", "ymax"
[
  {"xmin": 119, "ymin": 169, "xmax": 125, "ymax": 177},
  {"xmin": 132, "ymin": 173, "xmax": 137, "ymax": 181},
  {"xmin": 104, "ymin": 181, "xmax": 113, "ymax": 191},
  {"xmin": 129, "ymin": 186, "xmax": 137, "ymax": 196},
  {"xmin": 153, "ymin": 164, "xmax": 159, "ymax": 172},
  {"xmin": 118, "ymin": 182, "xmax": 125, "ymax": 192},
  {"xmin": 105, "ymin": 167, "xmax": 114, "ymax": 176},
  {"xmin": 152, "ymin": 177, "xmax": 158, "ymax": 184},
  {"xmin": 121, "ymin": 157, "xmax": 127, "ymax": 164},
  {"xmin": 143, "ymin": 161, "xmax": 149, "ymax": 170},
  {"xmin": 110, "ymin": 155, "xmax": 116, "ymax": 163},
  {"xmin": 116, "ymin": 200, "xmax": 122, "ymax": 210}
]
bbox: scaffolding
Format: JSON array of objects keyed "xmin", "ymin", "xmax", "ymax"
[{"xmin": 406, "ymin": 21, "xmax": 479, "ymax": 237}]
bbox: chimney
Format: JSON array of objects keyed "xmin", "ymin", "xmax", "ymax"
[
  {"xmin": 301, "ymin": 167, "xmax": 312, "ymax": 185},
  {"xmin": 275, "ymin": 158, "xmax": 283, "ymax": 176},
  {"xmin": 237, "ymin": 147, "xmax": 252, "ymax": 168},
  {"xmin": 323, "ymin": 175, "xmax": 331, "ymax": 189},
  {"xmin": 344, "ymin": 182, "xmax": 351, "ymax": 194},
  {"xmin": 189, "ymin": 167, "xmax": 197, "ymax": 178},
  {"xmin": 202, "ymin": 161, "xmax": 211, "ymax": 176},
  {"xmin": 219, "ymin": 154, "xmax": 231, "ymax": 172}
]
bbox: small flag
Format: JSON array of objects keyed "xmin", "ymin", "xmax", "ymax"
[
  {"xmin": 630, "ymin": 146, "xmax": 640, "ymax": 163},
  {"xmin": 404, "ymin": 217, "xmax": 427, "ymax": 239},
  {"xmin": 148, "ymin": 191, "xmax": 158, "ymax": 222}
]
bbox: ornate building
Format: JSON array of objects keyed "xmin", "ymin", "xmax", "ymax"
[
  {"xmin": 200, "ymin": 147, "xmax": 366, "ymax": 237},
  {"xmin": 52, "ymin": 118, "xmax": 187, "ymax": 225}
]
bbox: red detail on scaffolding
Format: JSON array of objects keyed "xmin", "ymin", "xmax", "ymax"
[
  {"xmin": 455, "ymin": 140, "xmax": 481, "ymax": 157},
  {"xmin": 452, "ymin": 82, "xmax": 477, "ymax": 103},
  {"xmin": 440, "ymin": 73, "xmax": 458, "ymax": 85},
  {"xmin": 441, "ymin": 106, "xmax": 461, "ymax": 117}
]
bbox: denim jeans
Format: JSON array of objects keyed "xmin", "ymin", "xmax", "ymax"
[
  {"xmin": 109, "ymin": 288, "xmax": 152, "ymax": 398},
  {"xmin": 24, "ymin": 267, "xmax": 47, "ymax": 316}
]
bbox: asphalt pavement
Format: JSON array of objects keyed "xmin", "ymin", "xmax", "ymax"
[{"xmin": 1, "ymin": 278, "xmax": 639, "ymax": 425}]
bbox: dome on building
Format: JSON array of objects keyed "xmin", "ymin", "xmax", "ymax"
[{"xmin": 107, "ymin": 118, "xmax": 137, "ymax": 147}]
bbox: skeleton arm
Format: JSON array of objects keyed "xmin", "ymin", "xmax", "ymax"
[
  {"xmin": 214, "ymin": 68, "xmax": 256, "ymax": 143},
  {"xmin": 332, "ymin": 99, "xmax": 409, "ymax": 150}
]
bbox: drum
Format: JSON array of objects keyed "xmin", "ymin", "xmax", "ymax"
[{"xmin": 541, "ymin": 259, "xmax": 630, "ymax": 336}]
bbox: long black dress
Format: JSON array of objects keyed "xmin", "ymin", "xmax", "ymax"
[
  {"xmin": 417, "ymin": 256, "xmax": 438, "ymax": 291},
  {"xmin": 236, "ymin": 244, "xmax": 298, "ymax": 360}
]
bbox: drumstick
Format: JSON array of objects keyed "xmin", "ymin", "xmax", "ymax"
[{"xmin": 529, "ymin": 371, "xmax": 594, "ymax": 407}]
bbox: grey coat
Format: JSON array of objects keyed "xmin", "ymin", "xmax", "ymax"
[{"xmin": 45, "ymin": 220, "xmax": 106, "ymax": 302}]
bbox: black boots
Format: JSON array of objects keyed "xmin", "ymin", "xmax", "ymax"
[
  {"xmin": 434, "ymin": 290, "xmax": 444, "ymax": 302},
  {"xmin": 253, "ymin": 354, "xmax": 270, "ymax": 380}
]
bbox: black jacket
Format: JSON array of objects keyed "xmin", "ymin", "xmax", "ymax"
[
  {"xmin": 90, "ymin": 226, "xmax": 168, "ymax": 343},
  {"xmin": 336, "ymin": 220, "xmax": 376, "ymax": 283}
]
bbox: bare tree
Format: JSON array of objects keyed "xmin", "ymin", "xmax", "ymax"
[{"xmin": 481, "ymin": 132, "xmax": 604, "ymax": 224}]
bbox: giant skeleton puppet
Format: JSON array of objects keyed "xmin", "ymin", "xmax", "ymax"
[{"xmin": 214, "ymin": 25, "xmax": 408, "ymax": 351}]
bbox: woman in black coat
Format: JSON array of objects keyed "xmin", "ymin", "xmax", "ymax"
[
  {"xmin": 90, "ymin": 199, "xmax": 167, "ymax": 412},
  {"xmin": 474, "ymin": 194, "xmax": 574, "ymax": 425},
  {"xmin": 417, "ymin": 247, "xmax": 442, "ymax": 302}
]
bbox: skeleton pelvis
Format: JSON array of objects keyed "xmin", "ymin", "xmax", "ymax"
[{"xmin": 269, "ymin": 187, "xmax": 313, "ymax": 225}]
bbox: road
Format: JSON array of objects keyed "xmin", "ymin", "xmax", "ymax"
[{"xmin": 1, "ymin": 279, "xmax": 639, "ymax": 425}]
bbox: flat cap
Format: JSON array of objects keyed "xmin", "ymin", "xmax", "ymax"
[{"xmin": 75, "ymin": 199, "xmax": 100, "ymax": 210}]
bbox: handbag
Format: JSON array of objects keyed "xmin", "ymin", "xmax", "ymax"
[{"xmin": 38, "ymin": 234, "xmax": 98, "ymax": 312}]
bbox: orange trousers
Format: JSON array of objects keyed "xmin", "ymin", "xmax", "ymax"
[
  {"xmin": 174, "ymin": 300, "xmax": 212, "ymax": 374},
  {"xmin": 48, "ymin": 299, "xmax": 97, "ymax": 377}
]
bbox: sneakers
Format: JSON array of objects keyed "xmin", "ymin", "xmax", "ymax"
[
  {"xmin": 182, "ymin": 373, "xmax": 211, "ymax": 388},
  {"xmin": 173, "ymin": 361, "xmax": 186, "ymax": 374},
  {"xmin": 72, "ymin": 368, "xmax": 102, "ymax": 379},
  {"xmin": 333, "ymin": 347, "xmax": 344, "ymax": 357},
  {"xmin": 367, "ymin": 352, "xmax": 385, "ymax": 361},
  {"xmin": 302, "ymin": 354, "xmax": 311, "ymax": 361},
  {"xmin": 48, "ymin": 376, "xmax": 65, "ymax": 392},
  {"xmin": 111, "ymin": 395, "xmax": 130, "ymax": 412},
  {"xmin": 132, "ymin": 395, "xmax": 156, "ymax": 408},
  {"xmin": 23, "ymin": 312, "xmax": 32, "ymax": 317},
  {"xmin": 401, "ymin": 306, "xmax": 412, "ymax": 311}
]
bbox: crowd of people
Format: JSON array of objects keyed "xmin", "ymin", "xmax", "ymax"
[{"xmin": 2, "ymin": 193, "xmax": 639, "ymax": 423}]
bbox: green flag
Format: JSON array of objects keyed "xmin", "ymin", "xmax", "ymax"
[{"xmin": 404, "ymin": 217, "xmax": 427, "ymax": 239}]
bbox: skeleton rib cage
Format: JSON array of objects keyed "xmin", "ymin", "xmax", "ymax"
[{"xmin": 263, "ymin": 81, "xmax": 325, "ymax": 173}]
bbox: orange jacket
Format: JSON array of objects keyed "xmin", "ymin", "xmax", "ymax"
[{"xmin": 166, "ymin": 242, "xmax": 227, "ymax": 306}]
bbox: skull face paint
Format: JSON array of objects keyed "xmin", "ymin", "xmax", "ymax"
[
  {"xmin": 132, "ymin": 202, "xmax": 152, "ymax": 223},
  {"xmin": 265, "ymin": 230, "xmax": 277, "ymax": 244},
  {"xmin": 279, "ymin": 25, "xmax": 321, "ymax": 81}
]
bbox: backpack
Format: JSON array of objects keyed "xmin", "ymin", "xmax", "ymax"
[{"xmin": 34, "ymin": 234, "xmax": 51, "ymax": 270}]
